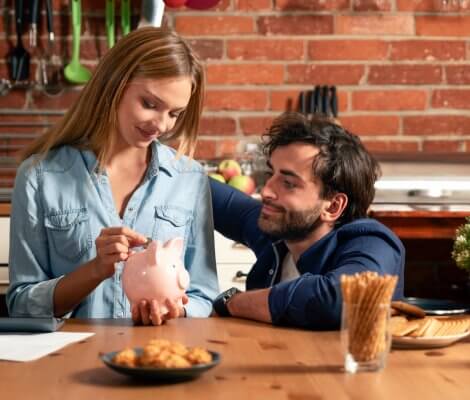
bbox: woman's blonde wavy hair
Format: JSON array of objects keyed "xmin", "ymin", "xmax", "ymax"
[{"xmin": 20, "ymin": 27, "xmax": 204, "ymax": 165}]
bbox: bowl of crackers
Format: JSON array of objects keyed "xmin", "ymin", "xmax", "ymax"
[
  {"xmin": 101, "ymin": 339, "xmax": 220, "ymax": 381},
  {"xmin": 390, "ymin": 301, "xmax": 470, "ymax": 349}
]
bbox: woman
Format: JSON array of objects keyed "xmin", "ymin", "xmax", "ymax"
[{"xmin": 7, "ymin": 27, "xmax": 219, "ymax": 325}]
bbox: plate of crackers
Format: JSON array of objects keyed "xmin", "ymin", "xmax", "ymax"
[
  {"xmin": 390, "ymin": 301, "xmax": 470, "ymax": 349},
  {"xmin": 101, "ymin": 339, "xmax": 220, "ymax": 381}
]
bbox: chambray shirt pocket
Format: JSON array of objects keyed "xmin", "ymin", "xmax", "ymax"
[
  {"xmin": 152, "ymin": 206, "xmax": 193, "ymax": 243},
  {"xmin": 44, "ymin": 208, "xmax": 93, "ymax": 262}
]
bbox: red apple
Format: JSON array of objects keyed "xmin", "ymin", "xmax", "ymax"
[
  {"xmin": 163, "ymin": 0, "xmax": 187, "ymax": 8},
  {"xmin": 209, "ymin": 173, "xmax": 226, "ymax": 183},
  {"xmin": 228, "ymin": 175, "xmax": 256, "ymax": 195},
  {"xmin": 218, "ymin": 159, "xmax": 242, "ymax": 182}
]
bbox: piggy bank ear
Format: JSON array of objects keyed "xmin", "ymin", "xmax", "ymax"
[
  {"xmin": 146, "ymin": 240, "xmax": 162, "ymax": 266},
  {"xmin": 164, "ymin": 237, "xmax": 184, "ymax": 257}
]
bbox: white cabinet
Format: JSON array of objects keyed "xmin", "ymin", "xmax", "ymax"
[
  {"xmin": 0, "ymin": 217, "xmax": 9, "ymax": 294},
  {"xmin": 214, "ymin": 232, "xmax": 255, "ymax": 292}
]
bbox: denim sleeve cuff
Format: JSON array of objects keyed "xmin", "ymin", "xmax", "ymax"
[
  {"xmin": 184, "ymin": 295, "xmax": 213, "ymax": 318},
  {"xmin": 9, "ymin": 276, "xmax": 63, "ymax": 318}
]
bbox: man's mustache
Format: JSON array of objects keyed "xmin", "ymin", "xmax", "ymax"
[{"xmin": 261, "ymin": 200, "xmax": 285, "ymax": 213}]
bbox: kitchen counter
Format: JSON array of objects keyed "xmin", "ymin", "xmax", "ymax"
[
  {"xmin": 1, "ymin": 318, "xmax": 470, "ymax": 399},
  {"xmin": 1, "ymin": 203, "xmax": 467, "ymax": 240}
]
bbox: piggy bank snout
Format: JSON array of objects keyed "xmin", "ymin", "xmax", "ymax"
[{"xmin": 177, "ymin": 269, "xmax": 190, "ymax": 290}]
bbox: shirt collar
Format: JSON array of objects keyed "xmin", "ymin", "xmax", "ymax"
[{"xmin": 80, "ymin": 140, "xmax": 174, "ymax": 178}]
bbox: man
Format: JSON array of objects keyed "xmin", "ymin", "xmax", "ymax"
[{"xmin": 210, "ymin": 112, "xmax": 405, "ymax": 330}]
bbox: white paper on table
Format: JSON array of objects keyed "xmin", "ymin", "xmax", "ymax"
[{"xmin": 0, "ymin": 332, "xmax": 95, "ymax": 362}]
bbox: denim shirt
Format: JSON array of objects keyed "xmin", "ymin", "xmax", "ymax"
[{"xmin": 7, "ymin": 141, "xmax": 219, "ymax": 319}]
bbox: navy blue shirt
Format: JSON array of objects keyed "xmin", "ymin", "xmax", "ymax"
[{"xmin": 210, "ymin": 179, "xmax": 405, "ymax": 330}]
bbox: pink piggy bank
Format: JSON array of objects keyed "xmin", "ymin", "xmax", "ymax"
[{"xmin": 122, "ymin": 237, "xmax": 190, "ymax": 314}]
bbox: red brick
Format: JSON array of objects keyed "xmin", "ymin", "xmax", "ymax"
[
  {"xmin": 218, "ymin": 139, "xmax": 239, "ymax": 157},
  {"xmin": 199, "ymin": 117, "xmax": 236, "ymax": 136},
  {"xmin": 416, "ymin": 16, "xmax": 470, "ymax": 36},
  {"xmin": 447, "ymin": 66, "xmax": 470, "ymax": 84},
  {"xmin": 31, "ymin": 88, "xmax": 82, "ymax": 110},
  {"xmin": 396, "ymin": 0, "xmax": 438, "ymax": 11},
  {"xmin": 340, "ymin": 116, "xmax": 399, "ymax": 136},
  {"xmin": 368, "ymin": 65, "xmax": 442, "ymax": 85},
  {"xmin": 175, "ymin": 16, "xmax": 254, "ymax": 36},
  {"xmin": 207, "ymin": 64, "xmax": 284, "ymax": 85},
  {"xmin": 363, "ymin": 140, "xmax": 419, "ymax": 153},
  {"xmin": 227, "ymin": 40, "xmax": 304, "ymax": 61},
  {"xmin": 270, "ymin": 89, "xmax": 348, "ymax": 113},
  {"xmin": 352, "ymin": 90, "xmax": 427, "ymax": 111},
  {"xmin": 194, "ymin": 140, "xmax": 216, "ymax": 160},
  {"xmin": 287, "ymin": 65, "xmax": 364, "ymax": 85},
  {"xmin": 258, "ymin": 16, "xmax": 333, "ymax": 35},
  {"xmin": 240, "ymin": 116, "xmax": 274, "ymax": 136},
  {"xmin": 235, "ymin": 0, "xmax": 272, "ymax": 10},
  {"xmin": 403, "ymin": 116, "xmax": 470, "ymax": 135},
  {"xmin": 204, "ymin": 90, "xmax": 268, "ymax": 111},
  {"xmin": 308, "ymin": 40, "xmax": 388, "ymax": 61},
  {"xmin": 0, "ymin": 90, "xmax": 27, "ymax": 108},
  {"xmin": 275, "ymin": 0, "xmax": 349, "ymax": 10},
  {"xmin": 465, "ymin": 141, "xmax": 470, "ymax": 152},
  {"xmin": 432, "ymin": 90, "xmax": 470, "ymax": 109},
  {"xmin": 390, "ymin": 40, "xmax": 465, "ymax": 61},
  {"xmin": 422, "ymin": 140, "xmax": 463, "ymax": 153},
  {"xmin": 353, "ymin": 0, "xmax": 392, "ymax": 11},
  {"xmin": 336, "ymin": 15, "xmax": 414, "ymax": 35},
  {"xmin": 188, "ymin": 40, "xmax": 224, "ymax": 61}
]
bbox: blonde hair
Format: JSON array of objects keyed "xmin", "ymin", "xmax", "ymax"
[{"xmin": 21, "ymin": 27, "xmax": 204, "ymax": 164}]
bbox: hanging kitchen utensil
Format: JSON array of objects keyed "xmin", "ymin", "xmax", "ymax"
[
  {"xmin": 121, "ymin": 0, "xmax": 131, "ymax": 36},
  {"xmin": 106, "ymin": 0, "xmax": 115, "ymax": 48},
  {"xmin": 138, "ymin": 0, "xmax": 165, "ymax": 28},
  {"xmin": 29, "ymin": 0, "xmax": 39, "ymax": 48},
  {"xmin": 64, "ymin": 0, "xmax": 92, "ymax": 84},
  {"xmin": 185, "ymin": 0, "xmax": 220, "ymax": 9},
  {"xmin": 42, "ymin": 0, "xmax": 64, "ymax": 96},
  {"xmin": 8, "ymin": 0, "xmax": 30, "ymax": 82}
]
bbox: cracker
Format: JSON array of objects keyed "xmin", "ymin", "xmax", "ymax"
[{"xmin": 391, "ymin": 301, "xmax": 426, "ymax": 319}]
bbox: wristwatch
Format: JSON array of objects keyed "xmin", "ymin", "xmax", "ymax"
[{"xmin": 212, "ymin": 287, "xmax": 241, "ymax": 317}]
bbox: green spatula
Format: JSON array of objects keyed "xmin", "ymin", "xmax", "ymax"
[{"xmin": 64, "ymin": 0, "xmax": 91, "ymax": 84}]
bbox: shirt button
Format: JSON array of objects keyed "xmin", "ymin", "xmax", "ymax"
[
  {"xmin": 268, "ymin": 269, "xmax": 274, "ymax": 275},
  {"xmin": 117, "ymin": 312, "xmax": 123, "ymax": 318},
  {"xmin": 128, "ymin": 207, "xmax": 133, "ymax": 211}
]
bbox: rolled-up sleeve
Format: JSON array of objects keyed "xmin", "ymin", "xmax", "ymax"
[
  {"xmin": 6, "ymin": 161, "xmax": 61, "ymax": 317},
  {"xmin": 184, "ymin": 174, "xmax": 219, "ymax": 317}
]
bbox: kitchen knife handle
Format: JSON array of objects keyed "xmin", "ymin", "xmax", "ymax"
[
  {"xmin": 299, "ymin": 91, "xmax": 307, "ymax": 115},
  {"xmin": 321, "ymin": 85, "xmax": 329, "ymax": 116},
  {"xmin": 330, "ymin": 86, "xmax": 338, "ymax": 118},
  {"xmin": 15, "ymin": 0, "xmax": 24, "ymax": 43},
  {"xmin": 30, "ymin": 0, "xmax": 40, "ymax": 24},
  {"xmin": 313, "ymin": 85, "xmax": 321, "ymax": 114},
  {"xmin": 45, "ymin": 0, "xmax": 54, "ymax": 42}
]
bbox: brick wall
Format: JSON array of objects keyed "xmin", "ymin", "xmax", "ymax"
[{"xmin": 1, "ymin": 0, "xmax": 470, "ymax": 187}]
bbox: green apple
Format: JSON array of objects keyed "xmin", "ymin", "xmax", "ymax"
[
  {"xmin": 209, "ymin": 173, "xmax": 226, "ymax": 183},
  {"xmin": 218, "ymin": 159, "xmax": 242, "ymax": 182},
  {"xmin": 228, "ymin": 175, "xmax": 256, "ymax": 195}
]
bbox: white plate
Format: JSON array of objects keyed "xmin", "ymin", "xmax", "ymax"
[{"xmin": 392, "ymin": 331, "xmax": 470, "ymax": 349}]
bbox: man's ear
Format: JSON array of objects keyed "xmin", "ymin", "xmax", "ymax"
[{"xmin": 322, "ymin": 193, "xmax": 348, "ymax": 223}]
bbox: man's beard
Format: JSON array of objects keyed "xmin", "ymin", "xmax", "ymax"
[{"xmin": 257, "ymin": 201, "xmax": 322, "ymax": 242}]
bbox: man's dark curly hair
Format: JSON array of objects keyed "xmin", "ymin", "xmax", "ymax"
[{"xmin": 262, "ymin": 112, "xmax": 381, "ymax": 225}]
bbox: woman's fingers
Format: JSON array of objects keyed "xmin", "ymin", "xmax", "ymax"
[
  {"xmin": 139, "ymin": 300, "xmax": 152, "ymax": 325},
  {"xmin": 150, "ymin": 300, "xmax": 163, "ymax": 326},
  {"xmin": 131, "ymin": 303, "xmax": 142, "ymax": 325}
]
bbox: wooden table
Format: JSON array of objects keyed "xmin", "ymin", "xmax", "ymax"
[{"xmin": 1, "ymin": 318, "xmax": 470, "ymax": 399}]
